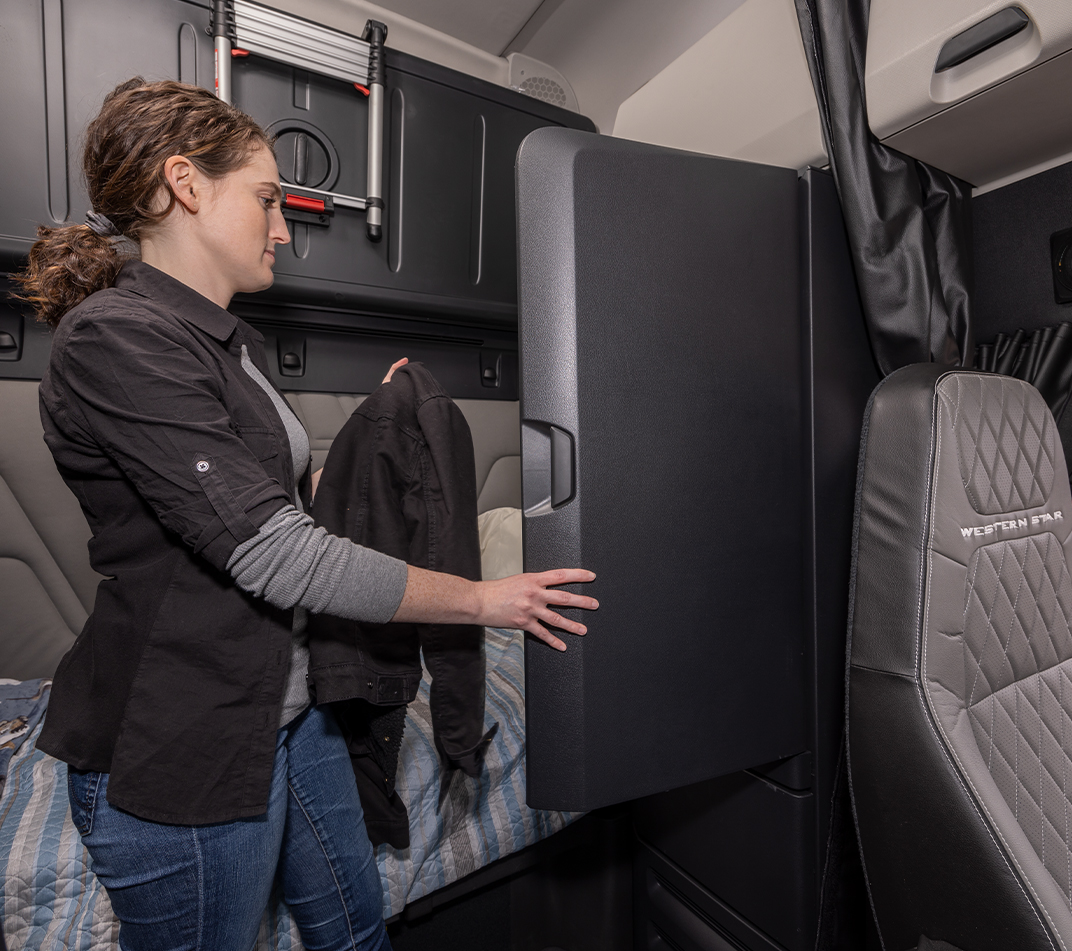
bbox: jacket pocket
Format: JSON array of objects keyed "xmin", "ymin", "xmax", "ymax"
[{"xmin": 67, "ymin": 767, "xmax": 103, "ymax": 837}]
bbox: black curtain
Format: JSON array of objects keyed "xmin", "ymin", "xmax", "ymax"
[{"xmin": 794, "ymin": 0, "xmax": 974, "ymax": 377}]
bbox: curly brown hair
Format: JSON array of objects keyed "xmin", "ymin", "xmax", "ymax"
[{"xmin": 14, "ymin": 78, "xmax": 273, "ymax": 327}]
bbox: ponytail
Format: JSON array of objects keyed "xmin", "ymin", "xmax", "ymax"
[
  {"xmin": 13, "ymin": 76, "xmax": 272, "ymax": 327},
  {"xmin": 15, "ymin": 223, "xmax": 129, "ymax": 328}
]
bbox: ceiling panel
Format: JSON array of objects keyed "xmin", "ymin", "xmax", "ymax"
[
  {"xmin": 373, "ymin": 0, "xmax": 544, "ymax": 55},
  {"xmin": 507, "ymin": 0, "xmax": 748, "ymax": 132}
]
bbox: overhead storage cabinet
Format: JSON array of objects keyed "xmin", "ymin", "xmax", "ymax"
[
  {"xmin": 866, "ymin": 0, "xmax": 1072, "ymax": 188},
  {"xmin": 0, "ymin": 0, "xmax": 592, "ymax": 327}
]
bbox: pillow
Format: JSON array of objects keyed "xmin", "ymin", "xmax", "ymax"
[{"xmin": 477, "ymin": 507, "xmax": 522, "ymax": 581}]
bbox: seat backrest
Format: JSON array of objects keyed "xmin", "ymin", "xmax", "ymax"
[
  {"xmin": 0, "ymin": 380, "xmax": 521, "ymax": 680},
  {"xmin": 848, "ymin": 364, "xmax": 1072, "ymax": 951}
]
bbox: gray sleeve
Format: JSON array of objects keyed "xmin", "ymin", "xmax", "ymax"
[{"xmin": 226, "ymin": 505, "xmax": 409, "ymax": 623}]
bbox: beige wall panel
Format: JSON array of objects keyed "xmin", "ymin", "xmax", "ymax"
[
  {"xmin": 612, "ymin": 0, "xmax": 825, "ymax": 171},
  {"xmin": 884, "ymin": 47, "xmax": 1072, "ymax": 190}
]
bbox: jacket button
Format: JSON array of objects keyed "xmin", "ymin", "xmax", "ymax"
[
  {"xmin": 367, "ymin": 680, "xmax": 374, "ymax": 688},
  {"xmin": 195, "ymin": 460, "xmax": 210, "ymax": 473}
]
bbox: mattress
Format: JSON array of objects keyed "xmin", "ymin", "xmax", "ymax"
[{"xmin": 0, "ymin": 625, "xmax": 575, "ymax": 950}]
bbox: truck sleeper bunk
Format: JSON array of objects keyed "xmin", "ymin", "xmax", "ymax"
[{"xmin": 4, "ymin": 0, "xmax": 1072, "ymax": 949}]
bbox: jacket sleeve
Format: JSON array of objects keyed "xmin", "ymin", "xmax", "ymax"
[
  {"xmin": 413, "ymin": 387, "xmax": 495, "ymax": 775},
  {"xmin": 44, "ymin": 307, "xmax": 291, "ymax": 571}
]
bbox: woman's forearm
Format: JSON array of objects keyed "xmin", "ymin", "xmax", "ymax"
[
  {"xmin": 392, "ymin": 565, "xmax": 482, "ymax": 624},
  {"xmin": 392, "ymin": 565, "xmax": 598, "ymax": 651}
]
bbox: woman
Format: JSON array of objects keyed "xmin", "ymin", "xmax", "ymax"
[{"xmin": 16, "ymin": 77, "xmax": 597, "ymax": 951}]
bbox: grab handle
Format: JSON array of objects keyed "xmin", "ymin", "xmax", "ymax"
[
  {"xmin": 935, "ymin": 7, "xmax": 1029, "ymax": 72},
  {"xmin": 522, "ymin": 422, "xmax": 575, "ymax": 516}
]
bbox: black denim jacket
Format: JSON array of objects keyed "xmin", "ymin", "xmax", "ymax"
[
  {"xmin": 37, "ymin": 262, "xmax": 308, "ymax": 825},
  {"xmin": 308, "ymin": 364, "xmax": 495, "ymax": 846}
]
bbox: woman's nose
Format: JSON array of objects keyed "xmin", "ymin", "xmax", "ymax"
[{"xmin": 271, "ymin": 208, "xmax": 291, "ymax": 246}]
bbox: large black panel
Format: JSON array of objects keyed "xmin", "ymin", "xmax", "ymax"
[
  {"xmin": 628, "ymin": 169, "xmax": 876, "ymax": 951},
  {"xmin": 517, "ymin": 129, "xmax": 807, "ymax": 812}
]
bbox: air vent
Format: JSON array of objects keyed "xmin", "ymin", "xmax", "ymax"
[{"xmin": 506, "ymin": 53, "xmax": 578, "ymax": 113}]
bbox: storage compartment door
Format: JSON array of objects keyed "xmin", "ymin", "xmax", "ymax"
[{"xmin": 517, "ymin": 128, "xmax": 806, "ymax": 812}]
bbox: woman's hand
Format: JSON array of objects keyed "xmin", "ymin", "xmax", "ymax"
[
  {"xmin": 392, "ymin": 566, "xmax": 598, "ymax": 651},
  {"xmin": 477, "ymin": 569, "xmax": 598, "ymax": 651},
  {"xmin": 382, "ymin": 357, "xmax": 408, "ymax": 383}
]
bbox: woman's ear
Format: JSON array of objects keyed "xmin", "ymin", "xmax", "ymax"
[{"xmin": 162, "ymin": 155, "xmax": 201, "ymax": 213}]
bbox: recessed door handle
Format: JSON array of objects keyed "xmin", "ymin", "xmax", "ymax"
[
  {"xmin": 522, "ymin": 421, "xmax": 575, "ymax": 515},
  {"xmin": 935, "ymin": 6, "xmax": 1030, "ymax": 73}
]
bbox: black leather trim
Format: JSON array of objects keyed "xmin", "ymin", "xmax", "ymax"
[
  {"xmin": 849, "ymin": 666, "xmax": 1056, "ymax": 951},
  {"xmin": 849, "ymin": 363, "xmax": 949, "ymax": 677}
]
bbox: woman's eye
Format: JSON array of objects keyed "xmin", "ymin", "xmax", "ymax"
[{"xmin": 261, "ymin": 196, "xmax": 276, "ymax": 208}]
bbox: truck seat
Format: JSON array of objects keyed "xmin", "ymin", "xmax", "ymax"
[
  {"xmin": 0, "ymin": 379, "xmax": 521, "ymax": 681},
  {"xmin": 848, "ymin": 364, "xmax": 1072, "ymax": 951}
]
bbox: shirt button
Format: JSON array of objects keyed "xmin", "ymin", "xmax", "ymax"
[{"xmin": 195, "ymin": 460, "xmax": 210, "ymax": 473}]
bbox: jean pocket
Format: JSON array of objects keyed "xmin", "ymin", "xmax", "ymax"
[{"xmin": 67, "ymin": 768, "xmax": 103, "ymax": 838}]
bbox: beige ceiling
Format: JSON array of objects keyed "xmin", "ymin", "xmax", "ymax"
[
  {"xmin": 367, "ymin": 0, "xmax": 748, "ymax": 132},
  {"xmin": 371, "ymin": 0, "xmax": 544, "ymax": 56}
]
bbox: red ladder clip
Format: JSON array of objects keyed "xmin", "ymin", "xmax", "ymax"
[{"xmin": 283, "ymin": 194, "xmax": 327, "ymax": 214}]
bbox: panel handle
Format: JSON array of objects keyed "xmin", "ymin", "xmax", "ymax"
[
  {"xmin": 935, "ymin": 6, "xmax": 1030, "ymax": 73},
  {"xmin": 522, "ymin": 421, "xmax": 574, "ymax": 515}
]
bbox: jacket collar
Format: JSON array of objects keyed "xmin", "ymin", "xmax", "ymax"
[{"xmin": 115, "ymin": 260, "xmax": 238, "ymax": 342}]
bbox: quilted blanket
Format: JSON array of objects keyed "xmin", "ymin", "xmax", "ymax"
[{"xmin": 0, "ymin": 627, "xmax": 575, "ymax": 950}]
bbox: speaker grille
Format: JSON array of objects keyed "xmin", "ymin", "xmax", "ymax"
[{"xmin": 518, "ymin": 75, "xmax": 568, "ymax": 108}]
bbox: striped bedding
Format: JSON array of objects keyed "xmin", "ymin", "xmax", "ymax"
[{"xmin": 0, "ymin": 627, "xmax": 576, "ymax": 950}]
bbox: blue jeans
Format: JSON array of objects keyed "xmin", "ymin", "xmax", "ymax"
[{"xmin": 67, "ymin": 705, "xmax": 391, "ymax": 951}]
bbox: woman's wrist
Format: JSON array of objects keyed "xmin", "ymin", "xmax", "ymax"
[{"xmin": 392, "ymin": 565, "xmax": 483, "ymax": 625}]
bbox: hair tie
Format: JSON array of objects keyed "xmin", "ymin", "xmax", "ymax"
[
  {"xmin": 85, "ymin": 210, "xmax": 121, "ymax": 238},
  {"xmin": 85, "ymin": 210, "xmax": 139, "ymax": 256}
]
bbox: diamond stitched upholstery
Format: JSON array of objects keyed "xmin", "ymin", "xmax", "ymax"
[
  {"xmin": 942, "ymin": 374, "xmax": 1057, "ymax": 516},
  {"xmin": 962, "ymin": 533, "xmax": 1072, "ymax": 906}
]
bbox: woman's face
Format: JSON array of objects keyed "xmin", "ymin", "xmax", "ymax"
[{"xmin": 198, "ymin": 145, "xmax": 291, "ymax": 298}]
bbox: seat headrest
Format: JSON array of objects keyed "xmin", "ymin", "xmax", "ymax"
[{"xmin": 946, "ymin": 372, "xmax": 1058, "ymax": 516}]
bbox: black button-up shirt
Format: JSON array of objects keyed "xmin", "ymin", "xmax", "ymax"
[{"xmin": 37, "ymin": 261, "xmax": 311, "ymax": 825}]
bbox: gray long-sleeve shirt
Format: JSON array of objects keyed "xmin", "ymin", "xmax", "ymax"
[{"xmin": 229, "ymin": 347, "xmax": 408, "ymax": 725}]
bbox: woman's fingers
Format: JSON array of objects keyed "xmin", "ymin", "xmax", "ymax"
[
  {"xmin": 544, "ymin": 588, "xmax": 599, "ymax": 611},
  {"xmin": 382, "ymin": 357, "xmax": 409, "ymax": 383},
  {"xmin": 525, "ymin": 622, "xmax": 567, "ymax": 652},
  {"xmin": 534, "ymin": 606, "xmax": 587, "ymax": 636},
  {"xmin": 478, "ymin": 567, "xmax": 596, "ymax": 649},
  {"xmin": 535, "ymin": 568, "xmax": 595, "ymax": 587}
]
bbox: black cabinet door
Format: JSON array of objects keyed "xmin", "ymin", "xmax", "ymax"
[
  {"xmin": 518, "ymin": 129, "xmax": 807, "ymax": 812},
  {"xmin": 0, "ymin": 0, "xmax": 215, "ymax": 267}
]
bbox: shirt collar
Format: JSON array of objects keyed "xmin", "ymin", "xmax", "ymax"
[{"xmin": 115, "ymin": 260, "xmax": 238, "ymax": 343}]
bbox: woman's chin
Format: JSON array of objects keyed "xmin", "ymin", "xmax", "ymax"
[{"xmin": 241, "ymin": 272, "xmax": 276, "ymax": 295}]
